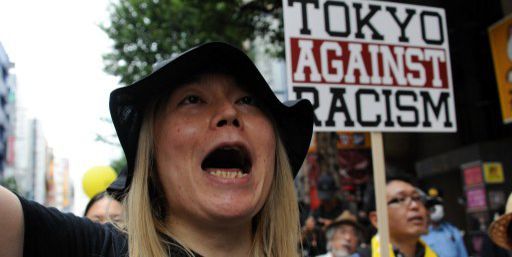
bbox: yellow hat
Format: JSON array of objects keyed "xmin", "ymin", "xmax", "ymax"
[
  {"xmin": 428, "ymin": 188, "xmax": 439, "ymax": 197},
  {"xmin": 489, "ymin": 193, "xmax": 512, "ymax": 249}
]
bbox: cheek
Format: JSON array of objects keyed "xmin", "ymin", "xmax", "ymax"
[
  {"xmin": 154, "ymin": 119, "xmax": 205, "ymax": 197},
  {"xmin": 419, "ymin": 207, "xmax": 429, "ymax": 225},
  {"xmin": 156, "ymin": 118, "xmax": 202, "ymax": 162},
  {"xmin": 260, "ymin": 127, "xmax": 276, "ymax": 184},
  {"xmin": 247, "ymin": 116, "xmax": 276, "ymax": 202},
  {"xmin": 388, "ymin": 209, "xmax": 404, "ymax": 226},
  {"xmin": 253, "ymin": 118, "xmax": 276, "ymax": 159}
]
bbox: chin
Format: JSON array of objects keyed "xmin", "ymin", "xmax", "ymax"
[
  {"xmin": 206, "ymin": 209, "xmax": 258, "ymax": 226},
  {"xmin": 206, "ymin": 200, "xmax": 262, "ymax": 222},
  {"xmin": 410, "ymin": 228, "xmax": 428, "ymax": 237}
]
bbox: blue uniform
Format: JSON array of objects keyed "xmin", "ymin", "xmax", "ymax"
[{"xmin": 422, "ymin": 222, "xmax": 468, "ymax": 257}]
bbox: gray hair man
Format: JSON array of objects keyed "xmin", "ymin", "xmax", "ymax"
[{"xmin": 317, "ymin": 211, "xmax": 362, "ymax": 257}]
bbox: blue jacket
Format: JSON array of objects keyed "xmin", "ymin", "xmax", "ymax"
[{"xmin": 421, "ymin": 222, "xmax": 468, "ymax": 257}]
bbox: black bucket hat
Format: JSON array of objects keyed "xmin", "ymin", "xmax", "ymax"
[{"xmin": 107, "ymin": 42, "xmax": 314, "ymax": 198}]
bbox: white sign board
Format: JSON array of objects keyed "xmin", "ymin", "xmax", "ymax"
[{"xmin": 283, "ymin": 0, "xmax": 457, "ymax": 132}]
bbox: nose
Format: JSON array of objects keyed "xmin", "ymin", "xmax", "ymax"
[{"xmin": 211, "ymin": 101, "xmax": 241, "ymax": 128}]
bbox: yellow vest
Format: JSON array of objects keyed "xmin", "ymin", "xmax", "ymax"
[{"xmin": 370, "ymin": 235, "xmax": 438, "ymax": 257}]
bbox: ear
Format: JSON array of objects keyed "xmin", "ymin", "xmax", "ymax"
[{"xmin": 369, "ymin": 211, "xmax": 378, "ymax": 228}]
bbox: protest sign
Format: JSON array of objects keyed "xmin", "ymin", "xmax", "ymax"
[
  {"xmin": 489, "ymin": 15, "xmax": 512, "ymax": 124},
  {"xmin": 282, "ymin": 2, "xmax": 456, "ymax": 256},
  {"xmin": 283, "ymin": 0, "xmax": 456, "ymax": 132}
]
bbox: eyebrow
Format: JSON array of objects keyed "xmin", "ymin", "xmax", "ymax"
[
  {"xmin": 92, "ymin": 215, "xmax": 103, "ymax": 220},
  {"xmin": 390, "ymin": 189, "xmax": 419, "ymax": 197}
]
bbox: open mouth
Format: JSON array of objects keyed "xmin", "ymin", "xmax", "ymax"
[{"xmin": 201, "ymin": 145, "xmax": 252, "ymax": 179}]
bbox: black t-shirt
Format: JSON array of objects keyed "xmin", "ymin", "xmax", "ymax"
[{"xmin": 18, "ymin": 196, "xmax": 200, "ymax": 257}]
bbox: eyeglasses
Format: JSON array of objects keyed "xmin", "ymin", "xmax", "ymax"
[{"xmin": 387, "ymin": 195, "xmax": 426, "ymax": 207}]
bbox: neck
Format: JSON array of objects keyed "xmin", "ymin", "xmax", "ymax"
[
  {"xmin": 167, "ymin": 215, "xmax": 253, "ymax": 257},
  {"xmin": 390, "ymin": 236, "xmax": 418, "ymax": 257}
]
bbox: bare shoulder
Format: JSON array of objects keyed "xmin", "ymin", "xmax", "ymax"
[{"xmin": 0, "ymin": 186, "xmax": 24, "ymax": 257}]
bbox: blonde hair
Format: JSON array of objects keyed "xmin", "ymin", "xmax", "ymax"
[
  {"xmin": 123, "ymin": 87, "xmax": 301, "ymax": 257},
  {"xmin": 250, "ymin": 136, "xmax": 301, "ymax": 257}
]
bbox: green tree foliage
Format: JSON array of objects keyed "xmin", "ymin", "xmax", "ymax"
[
  {"xmin": 102, "ymin": 0, "xmax": 284, "ymax": 86},
  {"xmin": 110, "ymin": 155, "xmax": 127, "ymax": 175},
  {"xmin": 0, "ymin": 176, "xmax": 19, "ymax": 193}
]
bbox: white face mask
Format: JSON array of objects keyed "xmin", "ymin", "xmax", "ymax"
[{"xmin": 430, "ymin": 205, "xmax": 444, "ymax": 222}]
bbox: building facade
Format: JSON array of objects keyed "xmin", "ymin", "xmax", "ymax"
[
  {"xmin": 0, "ymin": 42, "xmax": 15, "ymax": 179},
  {"xmin": 0, "ymin": 42, "xmax": 54, "ymax": 204}
]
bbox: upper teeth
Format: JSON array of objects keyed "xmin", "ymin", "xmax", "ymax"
[{"xmin": 209, "ymin": 170, "xmax": 247, "ymax": 179}]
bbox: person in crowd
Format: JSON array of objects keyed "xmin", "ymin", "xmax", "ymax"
[
  {"xmin": 356, "ymin": 209, "xmax": 374, "ymax": 246},
  {"xmin": 355, "ymin": 174, "xmax": 438, "ymax": 257},
  {"xmin": 421, "ymin": 189, "xmax": 468, "ymax": 257},
  {"xmin": 302, "ymin": 215, "xmax": 328, "ymax": 256},
  {"xmin": 314, "ymin": 172, "xmax": 345, "ymax": 229},
  {"xmin": 84, "ymin": 191, "xmax": 124, "ymax": 224},
  {"xmin": 487, "ymin": 193, "xmax": 512, "ymax": 256},
  {"xmin": 0, "ymin": 42, "xmax": 314, "ymax": 257},
  {"xmin": 317, "ymin": 210, "xmax": 363, "ymax": 257}
]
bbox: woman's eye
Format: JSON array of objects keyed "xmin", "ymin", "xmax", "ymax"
[
  {"xmin": 238, "ymin": 96, "xmax": 255, "ymax": 105},
  {"xmin": 179, "ymin": 95, "xmax": 203, "ymax": 105}
]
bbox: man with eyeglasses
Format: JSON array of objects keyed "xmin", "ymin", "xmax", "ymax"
[{"xmin": 355, "ymin": 175, "xmax": 438, "ymax": 257}]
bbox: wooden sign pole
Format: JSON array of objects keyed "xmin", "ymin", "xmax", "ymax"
[{"xmin": 371, "ymin": 132, "xmax": 390, "ymax": 257}]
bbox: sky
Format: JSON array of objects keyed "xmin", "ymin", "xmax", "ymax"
[{"xmin": 0, "ymin": 0, "xmax": 122, "ymax": 214}]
